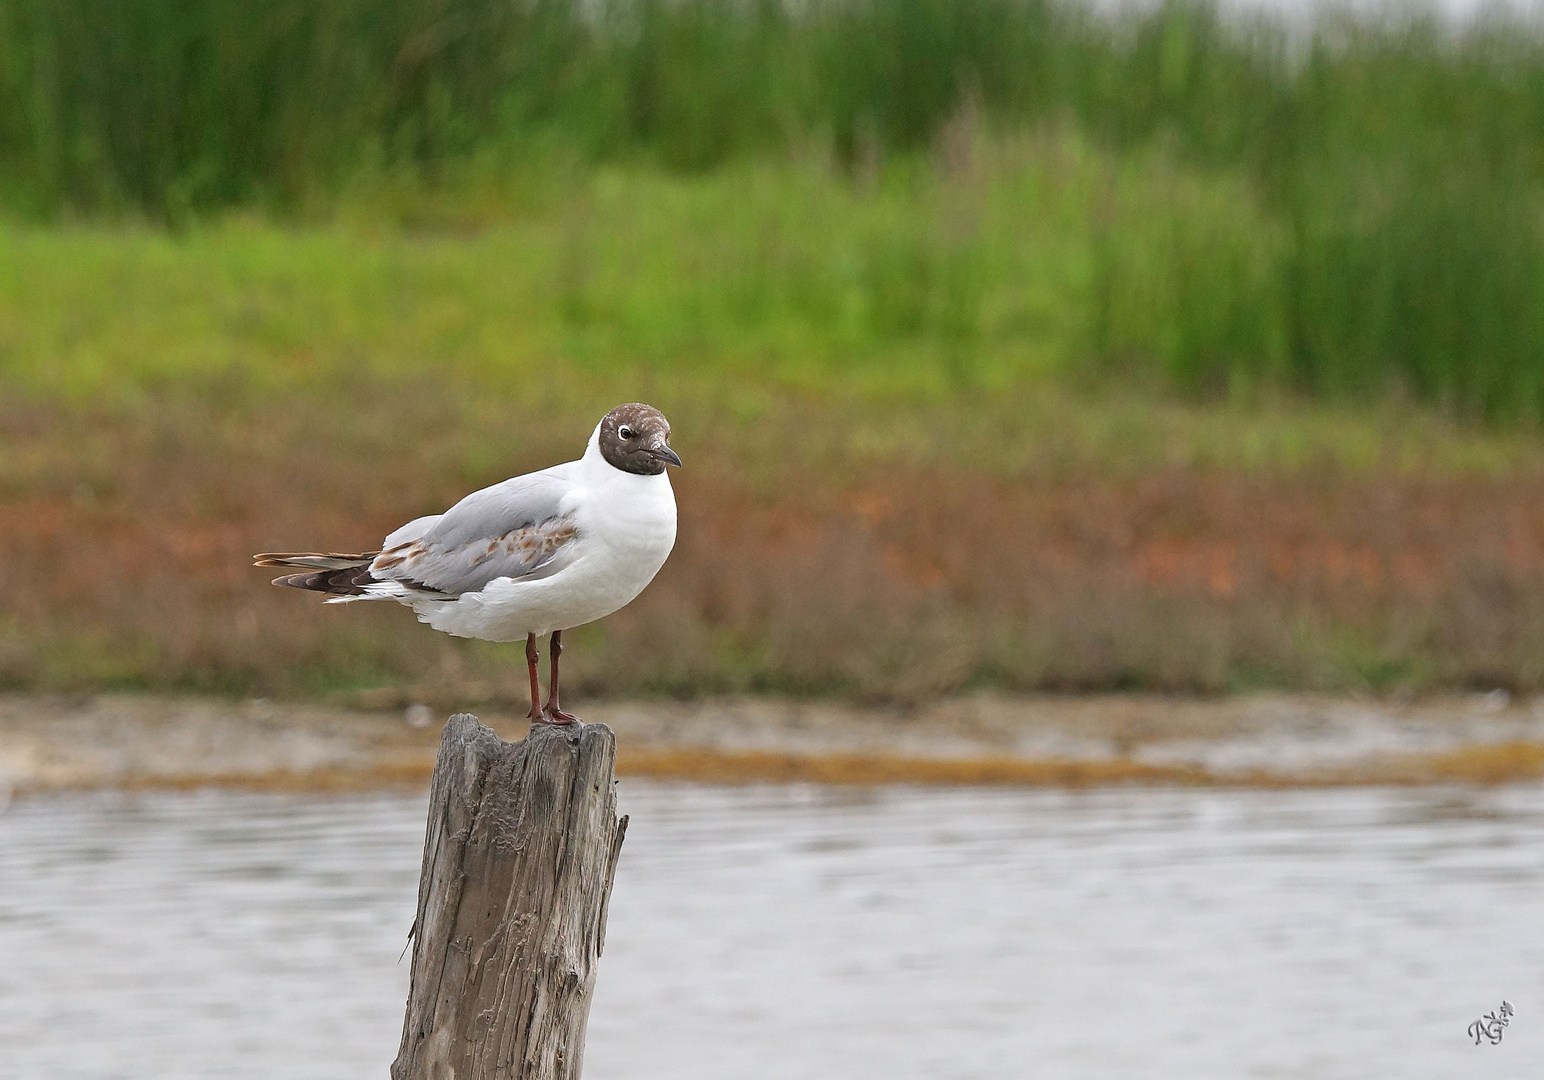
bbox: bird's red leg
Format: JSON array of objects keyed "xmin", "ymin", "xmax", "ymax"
[
  {"xmin": 541, "ymin": 629, "xmax": 581, "ymax": 725},
  {"xmin": 525, "ymin": 633, "xmax": 543, "ymax": 722}
]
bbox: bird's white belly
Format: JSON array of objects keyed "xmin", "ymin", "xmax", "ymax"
[{"xmin": 413, "ymin": 499, "xmax": 675, "ymax": 642}]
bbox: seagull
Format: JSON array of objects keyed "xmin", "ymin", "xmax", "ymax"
[{"xmin": 255, "ymin": 403, "xmax": 680, "ymax": 725}]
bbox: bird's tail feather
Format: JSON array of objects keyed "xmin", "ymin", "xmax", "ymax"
[
  {"xmin": 253, "ymin": 552, "xmax": 378, "ymax": 571},
  {"xmin": 254, "ymin": 551, "xmax": 380, "ymax": 597}
]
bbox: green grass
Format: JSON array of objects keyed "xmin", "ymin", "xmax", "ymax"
[
  {"xmin": 4, "ymin": 141, "xmax": 1544, "ymax": 458},
  {"xmin": 6, "ymin": 165, "xmax": 1544, "ymax": 702},
  {"xmin": 4, "ymin": 0, "xmax": 1544, "ymax": 417}
]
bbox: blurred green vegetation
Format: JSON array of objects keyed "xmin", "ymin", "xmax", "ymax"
[
  {"xmin": 5, "ymin": 0, "xmax": 1544, "ymax": 702},
  {"xmin": 0, "ymin": 143, "xmax": 1274, "ymax": 407},
  {"xmin": 2, "ymin": 0, "xmax": 1543, "ymax": 418}
]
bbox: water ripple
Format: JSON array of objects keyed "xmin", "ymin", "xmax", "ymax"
[{"xmin": 0, "ymin": 783, "xmax": 1541, "ymax": 1079}]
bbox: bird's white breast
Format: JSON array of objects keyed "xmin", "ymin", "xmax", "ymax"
[{"xmin": 417, "ymin": 459, "xmax": 676, "ymax": 641}]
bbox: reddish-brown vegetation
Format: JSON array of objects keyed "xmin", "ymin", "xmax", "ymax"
[{"xmin": 4, "ymin": 396, "xmax": 1544, "ymax": 702}]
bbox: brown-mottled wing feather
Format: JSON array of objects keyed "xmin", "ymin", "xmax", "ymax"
[{"xmin": 368, "ymin": 516, "xmax": 578, "ymax": 595}]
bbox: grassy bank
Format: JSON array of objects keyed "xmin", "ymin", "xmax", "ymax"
[
  {"xmin": 4, "ymin": 143, "xmax": 1278, "ymax": 404},
  {"xmin": 4, "ymin": 0, "xmax": 1544, "ymax": 415},
  {"xmin": 6, "ymin": 380, "xmax": 1544, "ymax": 706},
  {"xmin": 6, "ymin": 153, "xmax": 1544, "ymax": 703},
  {"xmin": 5, "ymin": 2, "xmax": 1544, "ymax": 701},
  {"xmin": 6, "ymin": 139, "xmax": 1544, "ymax": 421}
]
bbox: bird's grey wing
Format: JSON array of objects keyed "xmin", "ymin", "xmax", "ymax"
[
  {"xmin": 368, "ymin": 473, "xmax": 578, "ymax": 595},
  {"xmin": 382, "ymin": 514, "xmax": 442, "ymax": 549}
]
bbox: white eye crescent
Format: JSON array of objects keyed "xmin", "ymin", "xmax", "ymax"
[{"xmin": 619, "ymin": 427, "xmax": 635, "ymax": 439}]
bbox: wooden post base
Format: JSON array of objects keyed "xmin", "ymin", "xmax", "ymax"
[{"xmin": 392, "ymin": 714, "xmax": 627, "ymax": 1080}]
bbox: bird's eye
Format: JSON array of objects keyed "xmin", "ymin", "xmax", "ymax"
[{"xmin": 619, "ymin": 427, "xmax": 635, "ymax": 439}]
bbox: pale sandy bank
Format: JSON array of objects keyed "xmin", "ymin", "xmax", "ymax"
[{"xmin": 3, "ymin": 691, "xmax": 1543, "ymax": 799}]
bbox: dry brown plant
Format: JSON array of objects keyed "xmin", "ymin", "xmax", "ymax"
[{"xmin": 5, "ymin": 395, "xmax": 1544, "ymax": 704}]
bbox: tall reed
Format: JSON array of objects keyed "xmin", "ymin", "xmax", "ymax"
[{"xmin": 3, "ymin": 0, "xmax": 1544, "ymax": 417}]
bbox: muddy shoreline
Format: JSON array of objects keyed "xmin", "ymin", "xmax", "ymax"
[{"xmin": 4, "ymin": 691, "xmax": 1544, "ymax": 798}]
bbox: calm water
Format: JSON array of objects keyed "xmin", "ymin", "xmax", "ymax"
[{"xmin": 1, "ymin": 782, "xmax": 1541, "ymax": 1079}]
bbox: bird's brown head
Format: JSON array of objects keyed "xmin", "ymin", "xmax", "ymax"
[{"xmin": 597, "ymin": 403, "xmax": 681, "ymax": 475}]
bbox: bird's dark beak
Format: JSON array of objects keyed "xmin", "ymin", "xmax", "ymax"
[{"xmin": 647, "ymin": 444, "xmax": 683, "ymax": 468}]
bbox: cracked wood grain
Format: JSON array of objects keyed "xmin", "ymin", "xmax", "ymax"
[{"xmin": 392, "ymin": 714, "xmax": 627, "ymax": 1080}]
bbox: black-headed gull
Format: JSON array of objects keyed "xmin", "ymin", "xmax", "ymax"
[{"xmin": 255, "ymin": 403, "xmax": 680, "ymax": 724}]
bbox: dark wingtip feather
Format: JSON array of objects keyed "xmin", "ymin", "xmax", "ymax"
[{"xmin": 270, "ymin": 566, "xmax": 378, "ymax": 596}]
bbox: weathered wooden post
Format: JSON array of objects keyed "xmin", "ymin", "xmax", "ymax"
[{"xmin": 392, "ymin": 714, "xmax": 628, "ymax": 1080}]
